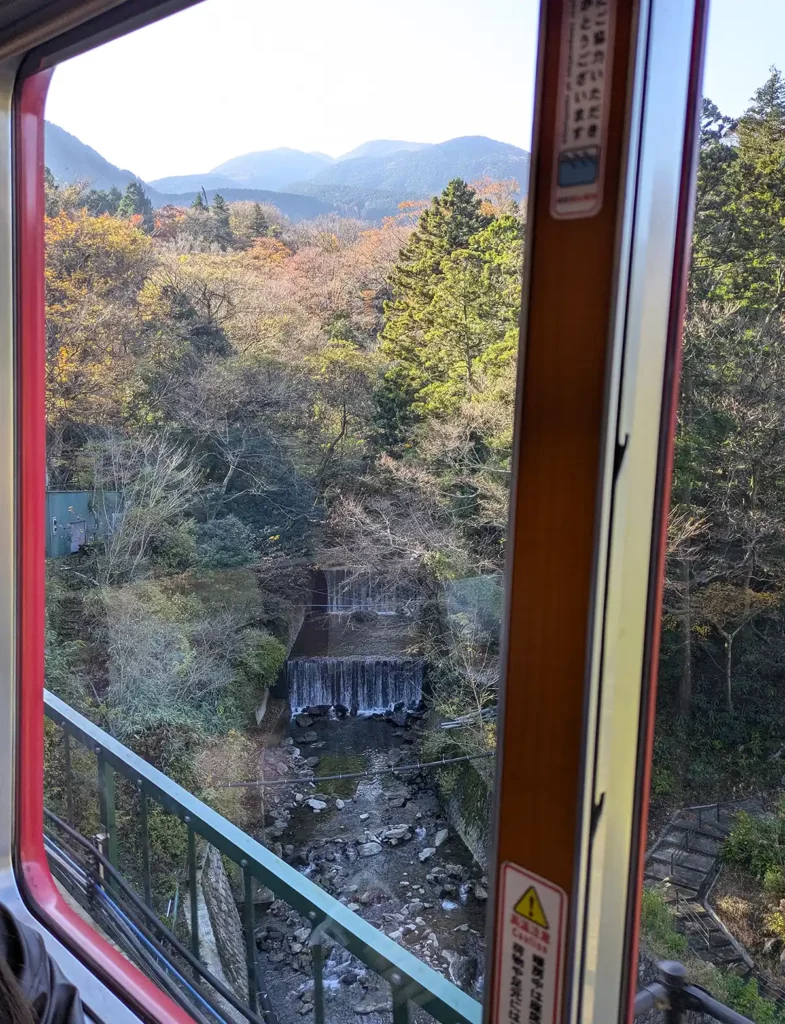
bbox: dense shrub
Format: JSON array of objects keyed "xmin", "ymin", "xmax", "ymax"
[
  {"xmin": 723, "ymin": 807, "xmax": 785, "ymax": 893},
  {"xmin": 639, "ymin": 888, "xmax": 688, "ymax": 958},
  {"xmin": 230, "ymin": 629, "xmax": 288, "ymax": 723},
  {"xmin": 102, "ymin": 582, "xmax": 246, "ymax": 738},
  {"xmin": 195, "ymin": 515, "xmax": 255, "ymax": 568}
]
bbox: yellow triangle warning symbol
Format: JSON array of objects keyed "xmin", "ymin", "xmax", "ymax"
[{"xmin": 514, "ymin": 886, "xmax": 549, "ymax": 929}]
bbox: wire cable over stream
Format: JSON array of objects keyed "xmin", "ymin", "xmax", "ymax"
[{"xmin": 217, "ymin": 750, "xmax": 495, "ymax": 789}]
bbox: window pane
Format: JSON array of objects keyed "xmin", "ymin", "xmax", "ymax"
[
  {"xmin": 646, "ymin": 3, "xmax": 785, "ymax": 1011},
  {"xmin": 41, "ymin": 2, "xmax": 537, "ymax": 1018}
]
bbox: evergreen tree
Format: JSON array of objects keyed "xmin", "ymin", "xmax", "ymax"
[
  {"xmin": 107, "ymin": 186, "xmax": 124, "ymax": 215},
  {"xmin": 375, "ymin": 179, "xmax": 495, "ymax": 447},
  {"xmin": 686, "ymin": 73, "xmax": 785, "ymax": 311},
  {"xmin": 250, "ymin": 202, "xmax": 269, "ymax": 238},
  {"xmin": 83, "ymin": 185, "xmax": 124, "ymax": 216},
  {"xmin": 116, "ymin": 181, "xmax": 154, "ymax": 229},
  {"xmin": 191, "ymin": 188, "xmax": 208, "ymax": 210},
  {"xmin": 44, "ymin": 167, "xmax": 61, "ymax": 217},
  {"xmin": 212, "ymin": 193, "xmax": 233, "ymax": 250},
  {"xmin": 736, "ymin": 66, "xmax": 785, "ymax": 157}
]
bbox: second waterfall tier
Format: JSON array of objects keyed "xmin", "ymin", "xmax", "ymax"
[{"xmin": 287, "ymin": 656, "xmax": 423, "ymax": 715}]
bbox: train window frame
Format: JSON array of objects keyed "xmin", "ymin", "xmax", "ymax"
[{"xmin": 0, "ymin": 1, "xmax": 712, "ymax": 1023}]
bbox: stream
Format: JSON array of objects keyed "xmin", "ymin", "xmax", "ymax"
[
  {"xmin": 253, "ymin": 714, "xmax": 489, "ymax": 1024},
  {"xmin": 248, "ymin": 569, "xmax": 489, "ymax": 1024}
]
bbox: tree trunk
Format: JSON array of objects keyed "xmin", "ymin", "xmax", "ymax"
[
  {"xmin": 678, "ymin": 554, "xmax": 692, "ymax": 717},
  {"xmin": 676, "ymin": 360, "xmax": 694, "ymax": 718},
  {"xmin": 725, "ymin": 631, "xmax": 733, "ymax": 712}
]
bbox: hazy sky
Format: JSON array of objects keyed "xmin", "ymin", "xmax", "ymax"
[{"xmin": 45, "ymin": 0, "xmax": 785, "ymax": 183}]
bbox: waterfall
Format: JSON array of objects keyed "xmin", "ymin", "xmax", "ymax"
[
  {"xmin": 323, "ymin": 568, "xmax": 414, "ymax": 616},
  {"xmin": 288, "ymin": 656, "xmax": 423, "ymax": 715}
]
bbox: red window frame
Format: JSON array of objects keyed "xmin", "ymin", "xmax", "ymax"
[{"xmin": 15, "ymin": 65, "xmax": 197, "ymax": 1024}]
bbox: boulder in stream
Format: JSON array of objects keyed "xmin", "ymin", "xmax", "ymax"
[
  {"xmin": 382, "ymin": 825, "xmax": 412, "ymax": 844},
  {"xmin": 358, "ymin": 842, "xmax": 382, "ymax": 858}
]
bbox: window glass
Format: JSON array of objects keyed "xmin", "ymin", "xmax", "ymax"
[
  {"xmin": 645, "ymin": 2, "xmax": 785, "ymax": 1012},
  {"xmin": 41, "ymin": 1, "xmax": 537, "ymax": 1018}
]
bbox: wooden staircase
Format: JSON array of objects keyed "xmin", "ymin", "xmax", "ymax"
[{"xmin": 645, "ymin": 802, "xmax": 758, "ymax": 974}]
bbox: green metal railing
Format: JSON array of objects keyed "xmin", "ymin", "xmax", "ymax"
[{"xmin": 44, "ymin": 690, "xmax": 482, "ymax": 1024}]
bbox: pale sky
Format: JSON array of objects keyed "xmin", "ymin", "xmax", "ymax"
[{"xmin": 44, "ymin": 0, "xmax": 785, "ymax": 184}]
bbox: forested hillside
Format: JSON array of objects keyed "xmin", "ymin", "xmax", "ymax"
[
  {"xmin": 44, "ymin": 168, "xmax": 522, "ymax": 795},
  {"xmin": 287, "ymin": 137, "xmax": 530, "ymax": 210},
  {"xmin": 655, "ymin": 69, "xmax": 785, "ymax": 806}
]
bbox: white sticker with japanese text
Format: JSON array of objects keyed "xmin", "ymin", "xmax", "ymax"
[
  {"xmin": 493, "ymin": 863, "xmax": 568, "ymax": 1024},
  {"xmin": 551, "ymin": 0, "xmax": 616, "ymax": 219}
]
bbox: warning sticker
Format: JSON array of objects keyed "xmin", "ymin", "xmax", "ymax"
[
  {"xmin": 493, "ymin": 863, "xmax": 567, "ymax": 1024},
  {"xmin": 550, "ymin": 0, "xmax": 616, "ymax": 220}
]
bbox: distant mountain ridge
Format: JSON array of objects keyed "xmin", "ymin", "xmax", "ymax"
[
  {"xmin": 45, "ymin": 122, "xmax": 150, "ymax": 195},
  {"xmin": 337, "ymin": 139, "xmax": 430, "ymax": 162},
  {"xmin": 45, "ymin": 123, "xmax": 529, "ymax": 222},
  {"xmin": 290, "ymin": 136, "xmax": 529, "ymax": 206},
  {"xmin": 151, "ymin": 148, "xmax": 335, "ymax": 194},
  {"xmin": 44, "ymin": 122, "xmax": 333, "ymax": 221}
]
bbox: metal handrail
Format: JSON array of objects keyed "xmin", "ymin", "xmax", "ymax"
[
  {"xmin": 670, "ymin": 829, "xmax": 691, "ymax": 878},
  {"xmin": 673, "ymin": 889, "xmax": 711, "ymax": 950},
  {"xmin": 634, "ymin": 961, "xmax": 755, "ymax": 1024},
  {"xmin": 44, "ymin": 689, "xmax": 482, "ymax": 1024},
  {"xmin": 44, "ymin": 808, "xmax": 268, "ymax": 1024}
]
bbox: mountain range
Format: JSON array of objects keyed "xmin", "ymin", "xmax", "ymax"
[{"xmin": 45, "ymin": 122, "xmax": 530, "ymax": 222}]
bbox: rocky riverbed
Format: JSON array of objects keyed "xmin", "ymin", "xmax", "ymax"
[{"xmin": 250, "ymin": 714, "xmax": 490, "ymax": 1024}]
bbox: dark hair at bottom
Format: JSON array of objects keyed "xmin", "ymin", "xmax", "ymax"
[{"xmin": 0, "ymin": 957, "xmax": 35, "ymax": 1024}]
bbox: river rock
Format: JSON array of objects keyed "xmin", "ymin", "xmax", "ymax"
[
  {"xmin": 296, "ymin": 715, "xmax": 314, "ymax": 728},
  {"xmin": 418, "ymin": 847, "xmax": 436, "ymax": 862},
  {"xmin": 294, "ymin": 793, "xmax": 304, "ymax": 803},
  {"xmin": 341, "ymin": 970, "xmax": 359, "ymax": 985},
  {"xmin": 385, "ymin": 786, "xmax": 411, "ymax": 804},
  {"xmin": 358, "ymin": 842, "xmax": 382, "ymax": 858},
  {"xmin": 354, "ymin": 998, "xmax": 388, "ymax": 1015},
  {"xmin": 434, "ymin": 829, "xmax": 449, "ymax": 847},
  {"xmin": 308, "ymin": 799, "xmax": 327, "ymax": 811},
  {"xmin": 254, "ymin": 885, "xmax": 275, "ymax": 906},
  {"xmin": 305, "ymin": 756, "xmax": 320, "ymax": 767},
  {"xmin": 294, "ymin": 926, "xmax": 312, "ymax": 942},
  {"xmin": 298, "ymin": 731, "xmax": 319, "ymax": 745},
  {"xmin": 336, "ymin": 798, "xmax": 345, "ymax": 809},
  {"xmin": 382, "ymin": 825, "xmax": 412, "ymax": 844},
  {"xmin": 443, "ymin": 952, "xmax": 478, "ymax": 989},
  {"xmin": 359, "ymin": 812, "xmax": 370, "ymax": 821},
  {"xmin": 474, "ymin": 884, "xmax": 488, "ymax": 901}
]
